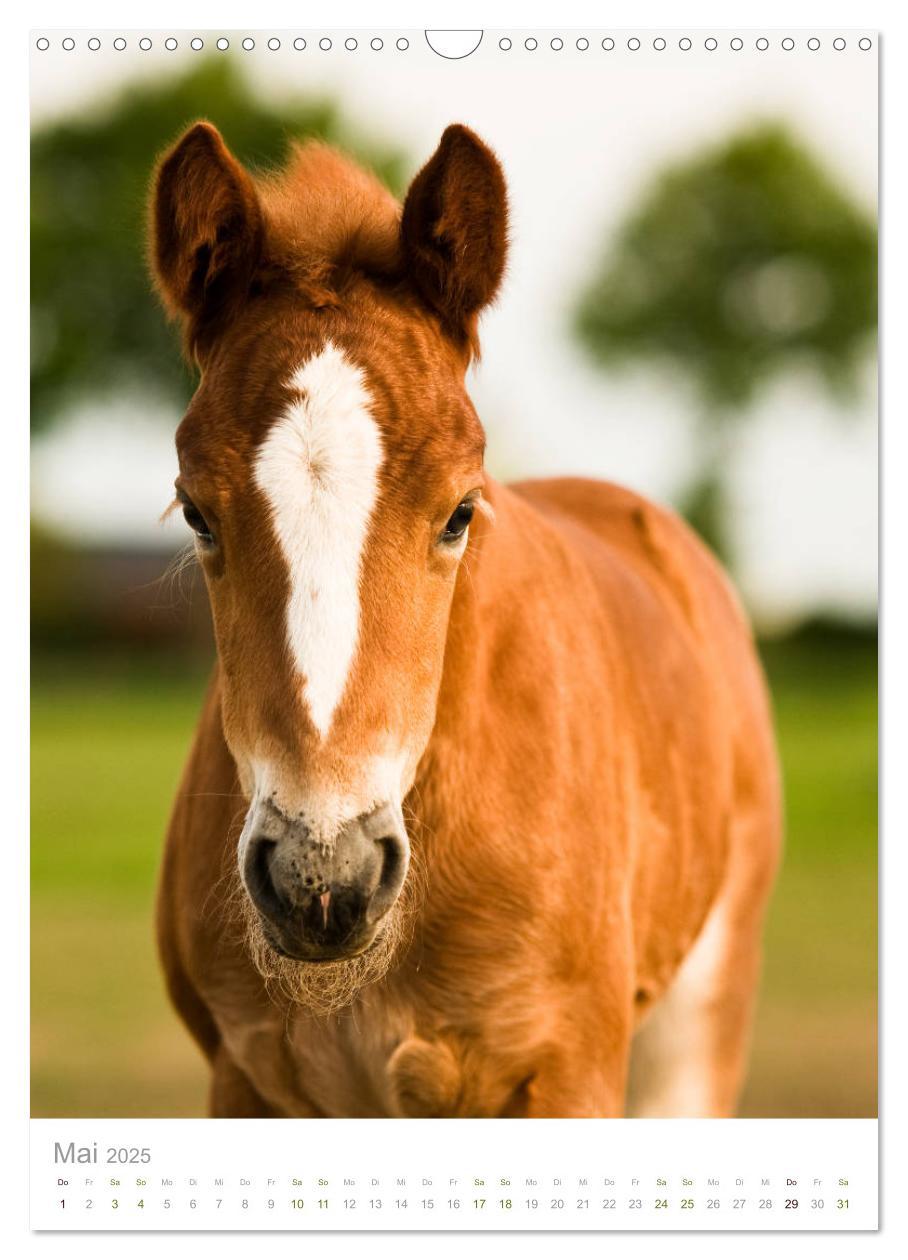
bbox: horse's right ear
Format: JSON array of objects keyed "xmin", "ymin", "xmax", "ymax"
[{"xmin": 150, "ymin": 121, "xmax": 263, "ymax": 355}]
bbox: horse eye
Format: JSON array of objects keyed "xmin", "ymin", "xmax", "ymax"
[
  {"xmin": 182, "ymin": 501, "xmax": 214, "ymax": 545},
  {"xmin": 440, "ymin": 500, "xmax": 475, "ymax": 544}
]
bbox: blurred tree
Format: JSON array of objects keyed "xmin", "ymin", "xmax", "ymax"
[
  {"xmin": 573, "ymin": 124, "xmax": 877, "ymax": 559},
  {"xmin": 31, "ymin": 58, "xmax": 408, "ymax": 431}
]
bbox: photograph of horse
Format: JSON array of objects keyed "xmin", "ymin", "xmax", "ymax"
[{"xmin": 152, "ymin": 120, "xmax": 782, "ymax": 1118}]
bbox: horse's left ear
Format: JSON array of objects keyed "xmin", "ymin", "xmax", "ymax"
[{"xmin": 400, "ymin": 125, "xmax": 508, "ymax": 344}]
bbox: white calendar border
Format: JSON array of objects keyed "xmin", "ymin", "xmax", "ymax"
[{"xmin": 6, "ymin": 0, "xmax": 903, "ymax": 1254}]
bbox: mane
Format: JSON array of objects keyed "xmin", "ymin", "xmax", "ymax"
[{"xmin": 256, "ymin": 141, "xmax": 403, "ymax": 297}]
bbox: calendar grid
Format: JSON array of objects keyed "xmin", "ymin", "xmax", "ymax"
[{"xmin": 31, "ymin": 1119, "xmax": 878, "ymax": 1231}]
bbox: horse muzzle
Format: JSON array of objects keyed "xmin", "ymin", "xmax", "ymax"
[{"xmin": 240, "ymin": 799, "xmax": 409, "ymax": 961}]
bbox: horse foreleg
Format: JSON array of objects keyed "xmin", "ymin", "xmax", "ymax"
[
  {"xmin": 519, "ymin": 1018, "xmax": 634, "ymax": 1118},
  {"xmin": 626, "ymin": 877, "xmax": 775, "ymax": 1117},
  {"xmin": 209, "ymin": 1045, "xmax": 286, "ymax": 1118}
]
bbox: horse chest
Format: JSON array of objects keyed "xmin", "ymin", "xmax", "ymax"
[
  {"xmin": 220, "ymin": 993, "xmax": 522, "ymax": 1118},
  {"xmin": 286, "ymin": 1008, "xmax": 411, "ymax": 1117},
  {"xmin": 218, "ymin": 996, "xmax": 417, "ymax": 1117}
]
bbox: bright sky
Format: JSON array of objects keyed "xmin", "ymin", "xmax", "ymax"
[{"xmin": 30, "ymin": 31, "xmax": 878, "ymax": 626}]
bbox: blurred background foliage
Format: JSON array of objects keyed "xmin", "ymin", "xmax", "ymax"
[
  {"xmin": 30, "ymin": 61, "xmax": 876, "ymax": 1119},
  {"xmin": 30, "ymin": 58, "xmax": 406, "ymax": 432},
  {"xmin": 574, "ymin": 125, "xmax": 877, "ymax": 558},
  {"xmin": 575, "ymin": 125, "xmax": 877, "ymax": 409}
]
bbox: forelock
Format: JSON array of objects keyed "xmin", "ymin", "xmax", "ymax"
[{"xmin": 257, "ymin": 142, "xmax": 402, "ymax": 289}]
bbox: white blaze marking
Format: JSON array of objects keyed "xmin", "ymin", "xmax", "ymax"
[{"xmin": 253, "ymin": 342, "xmax": 383, "ymax": 738}]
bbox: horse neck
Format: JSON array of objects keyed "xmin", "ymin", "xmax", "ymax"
[
  {"xmin": 442, "ymin": 472, "xmax": 566, "ymax": 686},
  {"xmin": 410, "ymin": 473, "xmax": 570, "ymax": 835}
]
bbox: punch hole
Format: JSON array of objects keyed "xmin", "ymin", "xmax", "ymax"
[
  {"xmin": 499, "ymin": 38, "xmax": 511, "ymax": 50},
  {"xmin": 345, "ymin": 38, "xmax": 357, "ymax": 50},
  {"xmin": 114, "ymin": 37, "xmax": 127, "ymax": 50},
  {"xmin": 833, "ymin": 38, "xmax": 846, "ymax": 50},
  {"xmin": 627, "ymin": 37, "xmax": 640, "ymax": 51},
  {"xmin": 730, "ymin": 37, "xmax": 743, "ymax": 50},
  {"xmin": 242, "ymin": 37, "xmax": 255, "ymax": 50},
  {"xmin": 217, "ymin": 38, "xmax": 229, "ymax": 50},
  {"xmin": 88, "ymin": 37, "xmax": 101, "ymax": 50},
  {"xmin": 653, "ymin": 37, "xmax": 666, "ymax": 50},
  {"xmin": 62, "ymin": 37, "xmax": 75, "ymax": 50},
  {"xmin": 756, "ymin": 37, "xmax": 769, "ymax": 50},
  {"xmin": 525, "ymin": 37, "xmax": 537, "ymax": 51},
  {"xmin": 36, "ymin": 37, "xmax": 49, "ymax": 50},
  {"xmin": 576, "ymin": 38, "xmax": 589, "ymax": 51},
  {"xmin": 424, "ymin": 30, "xmax": 482, "ymax": 59},
  {"xmin": 550, "ymin": 38, "xmax": 563, "ymax": 50},
  {"xmin": 165, "ymin": 37, "xmax": 178, "ymax": 51},
  {"xmin": 268, "ymin": 38, "xmax": 281, "ymax": 50},
  {"xmin": 319, "ymin": 38, "xmax": 332, "ymax": 50},
  {"xmin": 705, "ymin": 37, "xmax": 718, "ymax": 50},
  {"xmin": 396, "ymin": 38, "xmax": 409, "ymax": 50},
  {"xmin": 370, "ymin": 38, "xmax": 382, "ymax": 50},
  {"xmin": 679, "ymin": 38, "xmax": 692, "ymax": 50},
  {"xmin": 294, "ymin": 38, "xmax": 307, "ymax": 50},
  {"xmin": 602, "ymin": 38, "xmax": 615, "ymax": 51},
  {"xmin": 859, "ymin": 37, "xmax": 872, "ymax": 50},
  {"xmin": 191, "ymin": 38, "xmax": 203, "ymax": 51},
  {"xmin": 808, "ymin": 38, "xmax": 820, "ymax": 50},
  {"xmin": 139, "ymin": 37, "xmax": 152, "ymax": 50},
  {"xmin": 782, "ymin": 38, "xmax": 795, "ymax": 50}
]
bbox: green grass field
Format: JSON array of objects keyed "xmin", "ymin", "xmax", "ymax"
[{"xmin": 31, "ymin": 637, "xmax": 877, "ymax": 1118}]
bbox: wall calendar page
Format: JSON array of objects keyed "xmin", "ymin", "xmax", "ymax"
[{"xmin": 26, "ymin": 16, "xmax": 881, "ymax": 1244}]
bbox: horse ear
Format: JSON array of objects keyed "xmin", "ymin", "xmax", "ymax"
[
  {"xmin": 400, "ymin": 125, "xmax": 508, "ymax": 344},
  {"xmin": 150, "ymin": 121, "xmax": 263, "ymax": 355}
]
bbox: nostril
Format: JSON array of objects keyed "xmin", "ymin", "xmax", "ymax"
[
  {"xmin": 244, "ymin": 837, "xmax": 286, "ymax": 920},
  {"xmin": 378, "ymin": 834, "xmax": 406, "ymax": 887},
  {"xmin": 366, "ymin": 831, "xmax": 409, "ymax": 924}
]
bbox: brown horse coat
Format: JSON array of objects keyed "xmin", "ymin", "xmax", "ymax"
[{"xmin": 152, "ymin": 122, "xmax": 781, "ymax": 1118}]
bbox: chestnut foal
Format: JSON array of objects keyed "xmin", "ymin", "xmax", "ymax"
[{"xmin": 152, "ymin": 122, "xmax": 781, "ymax": 1118}]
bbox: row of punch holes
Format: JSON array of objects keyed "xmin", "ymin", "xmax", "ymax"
[
  {"xmin": 35, "ymin": 35, "xmax": 874, "ymax": 53},
  {"xmin": 36, "ymin": 36, "xmax": 410, "ymax": 52}
]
